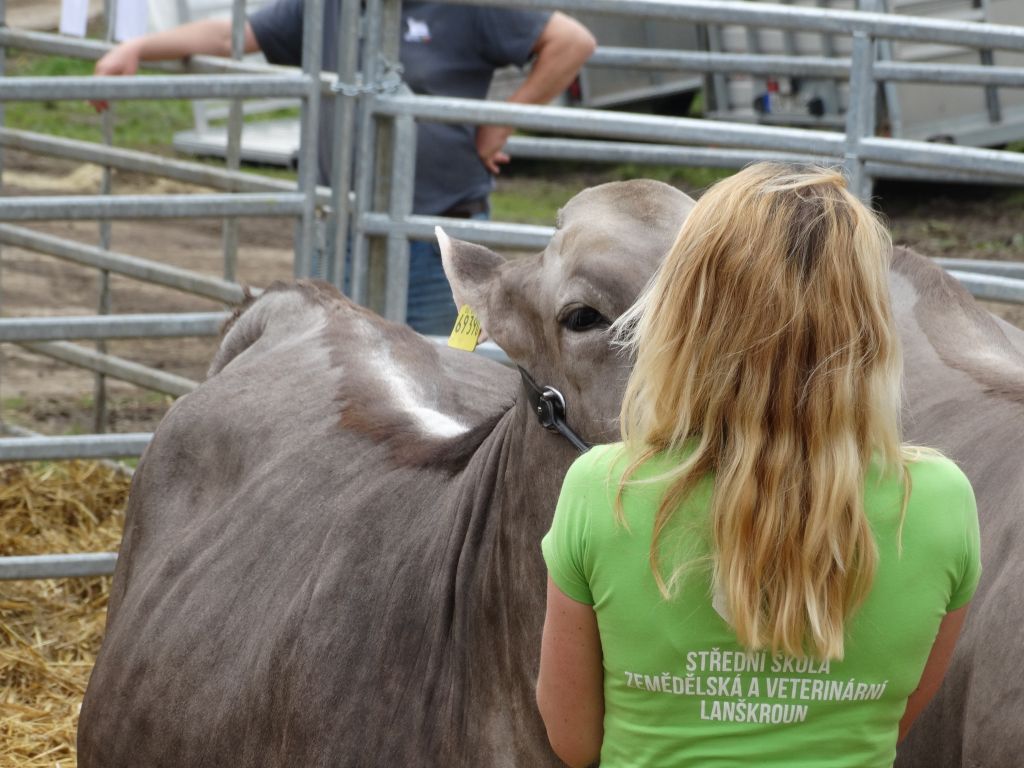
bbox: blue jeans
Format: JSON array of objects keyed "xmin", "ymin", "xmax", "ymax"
[{"xmin": 406, "ymin": 210, "xmax": 488, "ymax": 336}]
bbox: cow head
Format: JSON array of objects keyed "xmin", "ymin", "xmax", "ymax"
[{"xmin": 439, "ymin": 179, "xmax": 695, "ymax": 444}]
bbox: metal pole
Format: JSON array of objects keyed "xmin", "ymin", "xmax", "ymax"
[
  {"xmin": 373, "ymin": 95, "xmax": 847, "ymax": 155},
  {"xmin": 384, "ymin": 111, "xmax": 415, "ymax": 323},
  {"xmin": 936, "ymin": 258, "xmax": 1024, "ymax": 280},
  {"xmin": 947, "ymin": 271, "xmax": 1024, "ymax": 305},
  {"xmin": 0, "ymin": 74, "xmax": 314, "ymax": 101},
  {"xmin": 95, "ymin": 0, "xmax": 117, "ymax": 435},
  {"xmin": 706, "ymin": 23, "xmax": 729, "ymax": 117},
  {"xmin": 350, "ymin": 0, "xmax": 383, "ymax": 305},
  {"xmin": 0, "ymin": 0, "xmax": 6, "ymax": 434},
  {"xmin": 979, "ymin": 49, "xmax": 1002, "ymax": 125},
  {"xmin": 587, "ymin": 48, "xmax": 851, "ymax": 78},
  {"xmin": 359, "ymin": 213, "xmax": 555, "ymax": 249},
  {"xmin": 843, "ymin": 31, "xmax": 876, "ymax": 202},
  {"xmin": 0, "ymin": 313, "xmax": 230, "ymax": 342},
  {"xmin": 0, "ymin": 433, "xmax": 151, "ymax": 461},
  {"xmin": 745, "ymin": 23, "xmax": 768, "ymax": 116},
  {"xmin": 0, "ymin": 128, "xmax": 333, "ymax": 205},
  {"xmin": 19, "ymin": 341, "xmax": 199, "ymax": 396},
  {"xmin": 874, "ymin": 60, "xmax": 1024, "ymax": 88},
  {"xmin": 859, "ymin": 136, "xmax": 1024, "ymax": 180},
  {"xmin": 0, "ymin": 553, "xmax": 118, "ymax": 580},
  {"xmin": 0, "ymin": 224, "xmax": 249, "ymax": 303},
  {"xmin": 779, "ymin": 0, "xmax": 800, "ymax": 111},
  {"xmin": 502, "ymin": 135, "xmax": 1018, "ymax": 186},
  {"xmin": 222, "ymin": 0, "xmax": 246, "ymax": 282},
  {"xmin": 865, "ymin": 0, "xmax": 901, "ymax": 139},
  {"xmin": 0, "ymin": 192, "xmax": 307, "ymax": 220},
  {"xmin": 367, "ymin": 0, "xmax": 402, "ymax": 315},
  {"xmin": 1, "ymin": 421, "xmax": 135, "ymax": 472},
  {"xmin": 294, "ymin": 0, "xmax": 324, "ymax": 277},
  {"xmin": 816, "ymin": 0, "xmax": 843, "ymax": 116},
  {"xmin": 326, "ymin": 0, "xmax": 362, "ymax": 290}
]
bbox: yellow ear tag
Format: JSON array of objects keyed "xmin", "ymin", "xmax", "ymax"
[{"xmin": 448, "ymin": 304, "xmax": 482, "ymax": 351}]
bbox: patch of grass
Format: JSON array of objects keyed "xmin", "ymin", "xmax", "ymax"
[
  {"xmin": 245, "ymin": 105, "xmax": 301, "ymax": 124},
  {"xmin": 492, "ymin": 177, "xmax": 579, "ymax": 225},
  {"xmin": 73, "ymin": 391, "xmax": 176, "ymax": 410},
  {"xmin": 608, "ymin": 163, "xmax": 733, "ymax": 195},
  {"xmin": 687, "ymin": 89, "xmax": 705, "ymax": 117},
  {"xmin": 6, "ymin": 53, "xmax": 200, "ymax": 152},
  {"xmin": 997, "ymin": 187, "xmax": 1024, "ymax": 208},
  {"xmin": 108, "ymin": 95, "xmax": 195, "ymax": 151},
  {"xmin": 244, "ymin": 163, "xmax": 298, "ymax": 182},
  {"xmin": 493, "ymin": 161, "xmax": 736, "ymax": 226},
  {"xmin": 4, "ymin": 52, "xmax": 306, "ymax": 185},
  {"xmin": 2, "ymin": 396, "xmax": 28, "ymax": 411}
]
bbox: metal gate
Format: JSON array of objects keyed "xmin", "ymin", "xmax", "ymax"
[{"xmin": 2, "ymin": 0, "xmax": 1024, "ymax": 579}]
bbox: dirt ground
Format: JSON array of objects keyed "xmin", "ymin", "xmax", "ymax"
[
  {"xmin": 1, "ymin": 150, "xmax": 1023, "ymax": 435},
  {"xmin": 5, "ymin": 0, "xmax": 105, "ymax": 32},
  {"xmin": 1, "ymin": 150, "xmax": 297, "ymax": 433}
]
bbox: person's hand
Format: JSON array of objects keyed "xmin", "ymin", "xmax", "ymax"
[
  {"xmin": 91, "ymin": 42, "xmax": 142, "ymax": 111},
  {"xmin": 475, "ymin": 124, "xmax": 513, "ymax": 175}
]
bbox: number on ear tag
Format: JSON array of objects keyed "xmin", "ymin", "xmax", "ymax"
[{"xmin": 448, "ymin": 305, "xmax": 482, "ymax": 352}]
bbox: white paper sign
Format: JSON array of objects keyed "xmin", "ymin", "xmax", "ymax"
[
  {"xmin": 114, "ymin": 0, "xmax": 149, "ymax": 42},
  {"xmin": 59, "ymin": 0, "xmax": 89, "ymax": 37}
]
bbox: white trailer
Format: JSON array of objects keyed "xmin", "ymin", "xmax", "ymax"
[{"xmin": 705, "ymin": 0, "xmax": 1024, "ymax": 146}]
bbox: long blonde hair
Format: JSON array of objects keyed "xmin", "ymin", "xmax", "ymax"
[{"xmin": 616, "ymin": 163, "xmax": 907, "ymax": 661}]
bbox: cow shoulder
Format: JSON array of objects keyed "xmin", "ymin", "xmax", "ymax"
[
  {"xmin": 891, "ymin": 246, "xmax": 1024, "ymax": 406},
  {"xmin": 208, "ymin": 280, "xmax": 341, "ymax": 377}
]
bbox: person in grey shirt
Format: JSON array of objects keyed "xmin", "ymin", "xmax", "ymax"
[{"xmin": 94, "ymin": 1, "xmax": 595, "ymax": 334}]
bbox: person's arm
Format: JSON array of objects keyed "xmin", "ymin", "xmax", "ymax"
[
  {"xmin": 476, "ymin": 12, "xmax": 596, "ymax": 174},
  {"xmin": 898, "ymin": 604, "xmax": 970, "ymax": 742},
  {"xmin": 91, "ymin": 18, "xmax": 261, "ymax": 110},
  {"xmin": 536, "ymin": 575, "xmax": 604, "ymax": 768}
]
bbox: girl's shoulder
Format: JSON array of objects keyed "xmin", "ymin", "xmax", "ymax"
[
  {"xmin": 900, "ymin": 451, "xmax": 975, "ymax": 524},
  {"xmin": 564, "ymin": 442, "xmax": 630, "ymax": 485}
]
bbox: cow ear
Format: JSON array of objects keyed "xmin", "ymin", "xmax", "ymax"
[{"xmin": 436, "ymin": 227, "xmax": 504, "ymax": 335}]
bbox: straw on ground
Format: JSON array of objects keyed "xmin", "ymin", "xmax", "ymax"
[{"xmin": 0, "ymin": 461, "xmax": 129, "ymax": 768}]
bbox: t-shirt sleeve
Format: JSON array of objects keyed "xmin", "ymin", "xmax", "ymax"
[
  {"xmin": 474, "ymin": 8, "xmax": 551, "ymax": 69},
  {"xmin": 946, "ymin": 468, "xmax": 981, "ymax": 611},
  {"xmin": 248, "ymin": 0, "xmax": 304, "ymax": 67},
  {"xmin": 541, "ymin": 453, "xmax": 597, "ymax": 605}
]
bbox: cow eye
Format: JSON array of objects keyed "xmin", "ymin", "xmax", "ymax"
[{"xmin": 560, "ymin": 305, "xmax": 609, "ymax": 332}]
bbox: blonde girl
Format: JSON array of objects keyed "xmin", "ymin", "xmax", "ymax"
[{"xmin": 537, "ymin": 163, "xmax": 980, "ymax": 768}]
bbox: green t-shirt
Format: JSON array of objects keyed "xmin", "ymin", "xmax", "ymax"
[{"xmin": 541, "ymin": 443, "xmax": 981, "ymax": 768}]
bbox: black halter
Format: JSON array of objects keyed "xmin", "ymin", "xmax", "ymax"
[{"xmin": 517, "ymin": 367, "xmax": 591, "ymax": 454}]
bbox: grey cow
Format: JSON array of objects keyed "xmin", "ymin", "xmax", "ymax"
[
  {"xmin": 78, "ymin": 180, "xmax": 690, "ymax": 767},
  {"xmin": 78, "ymin": 180, "xmax": 1023, "ymax": 767},
  {"xmin": 891, "ymin": 250, "xmax": 1024, "ymax": 768}
]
